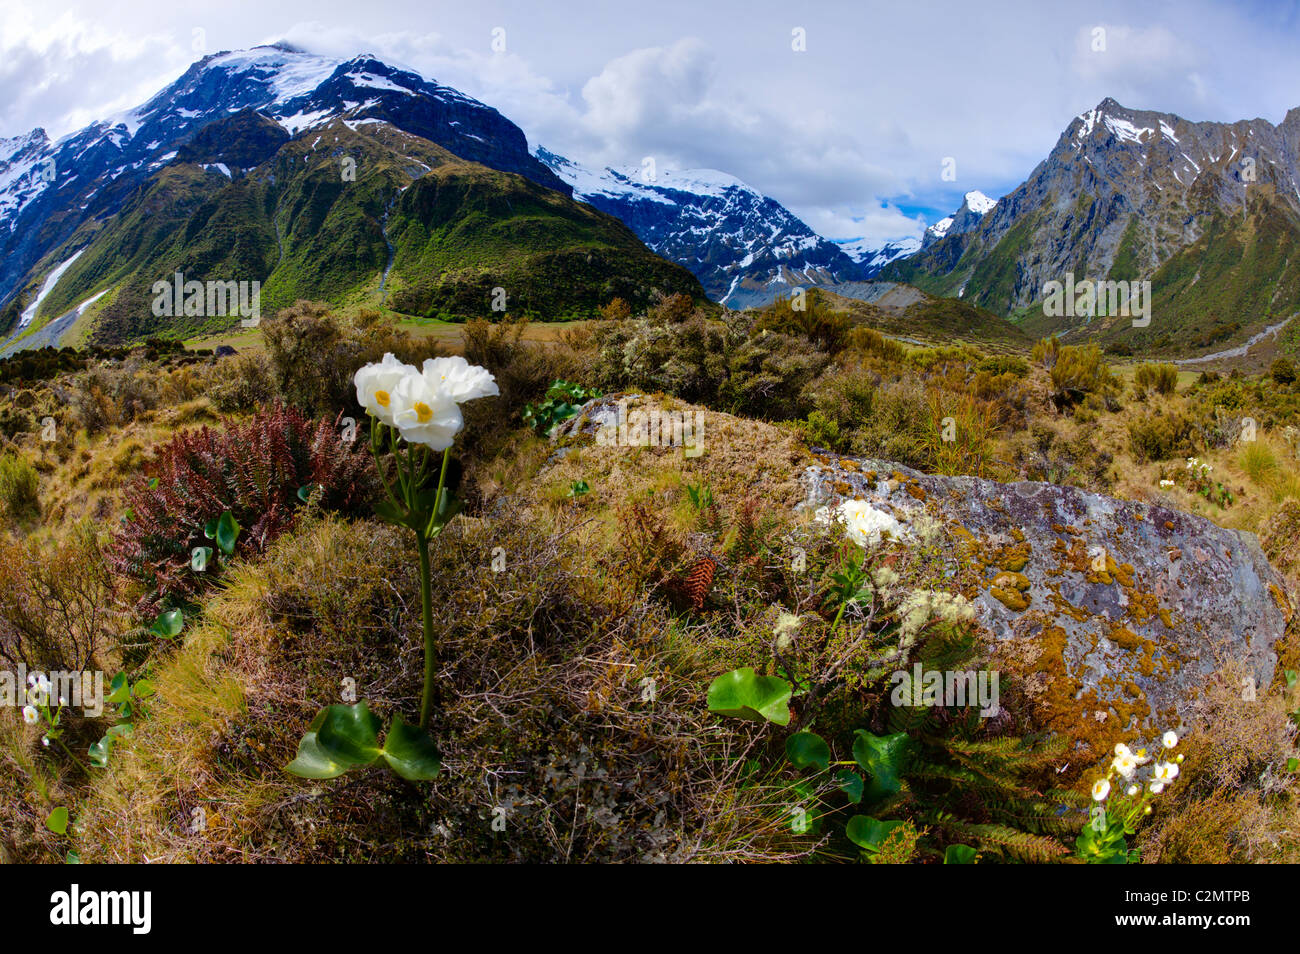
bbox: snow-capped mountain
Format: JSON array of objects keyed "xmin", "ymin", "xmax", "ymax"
[
  {"xmin": 922, "ymin": 191, "xmax": 998, "ymax": 248},
  {"xmin": 884, "ymin": 96, "xmax": 1300, "ymax": 350},
  {"xmin": 535, "ymin": 147, "xmax": 865, "ymax": 308},
  {"xmin": 833, "ymin": 191, "xmax": 997, "ymax": 279},
  {"xmin": 835, "ymin": 236, "xmax": 921, "ymax": 277},
  {"xmin": 0, "ymin": 43, "xmax": 565, "ymax": 315}
]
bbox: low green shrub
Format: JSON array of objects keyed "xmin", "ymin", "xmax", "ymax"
[
  {"xmin": 0, "ymin": 452, "xmax": 39, "ymax": 523},
  {"xmin": 1133, "ymin": 362, "xmax": 1179, "ymax": 396}
]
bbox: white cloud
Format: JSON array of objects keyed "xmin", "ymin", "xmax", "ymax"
[{"xmin": 2, "ymin": 0, "xmax": 1298, "ymax": 248}]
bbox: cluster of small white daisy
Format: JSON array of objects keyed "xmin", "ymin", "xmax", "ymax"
[
  {"xmin": 354, "ymin": 353, "xmax": 499, "ymax": 450},
  {"xmin": 1158, "ymin": 478, "xmax": 1175, "ymax": 489},
  {"xmin": 1186, "ymin": 457, "xmax": 1211, "ymax": 476},
  {"xmin": 1091, "ymin": 731, "xmax": 1183, "ymax": 807},
  {"xmin": 19, "ymin": 674, "xmax": 68, "ymax": 748}
]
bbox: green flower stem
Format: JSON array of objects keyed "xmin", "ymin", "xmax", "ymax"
[
  {"xmin": 426, "ymin": 447, "xmax": 452, "ymax": 537},
  {"xmin": 388, "ymin": 426, "xmax": 410, "ymax": 502},
  {"xmin": 55, "ymin": 738, "xmax": 91, "ymax": 776},
  {"xmin": 403, "ymin": 437, "xmax": 418, "ymax": 502},
  {"xmin": 370, "ymin": 421, "xmax": 403, "ymax": 509},
  {"xmin": 416, "ymin": 528, "xmax": 437, "ymax": 729},
  {"xmin": 369, "ymin": 422, "xmax": 451, "ymax": 731}
]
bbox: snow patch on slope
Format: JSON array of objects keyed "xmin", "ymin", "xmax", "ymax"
[{"xmin": 18, "ymin": 249, "xmax": 84, "ymax": 328}]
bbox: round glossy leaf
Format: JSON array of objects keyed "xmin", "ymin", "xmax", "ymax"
[
  {"xmin": 852, "ymin": 730, "xmax": 909, "ymax": 801},
  {"xmin": 707, "ymin": 668, "xmax": 792, "ymax": 725},
  {"xmin": 845, "ymin": 815, "xmax": 901, "ymax": 852},
  {"xmin": 785, "ymin": 731, "xmax": 830, "ymax": 771},
  {"xmin": 285, "ymin": 734, "xmax": 350, "ymax": 779},
  {"xmin": 285, "ymin": 709, "xmax": 351, "ymax": 779},
  {"xmin": 426, "ymin": 491, "xmax": 464, "ymax": 537},
  {"xmin": 88, "ymin": 739, "xmax": 111, "ymax": 769},
  {"xmin": 149, "ymin": 609, "xmax": 184, "ymax": 639},
  {"xmin": 835, "ymin": 769, "xmax": 865, "ymax": 804},
  {"xmin": 215, "ymin": 511, "xmax": 240, "ymax": 555},
  {"xmin": 107, "ymin": 673, "xmax": 131, "ymax": 704},
  {"xmin": 314, "ymin": 702, "xmax": 383, "ymax": 767},
  {"xmin": 381, "ymin": 717, "xmax": 442, "ymax": 781},
  {"xmin": 373, "ymin": 498, "xmax": 417, "ymax": 531},
  {"xmin": 45, "ymin": 806, "xmax": 69, "ymax": 835},
  {"xmin": 944, "ymin": 844, "xmax": 978, "ymax": 864}
]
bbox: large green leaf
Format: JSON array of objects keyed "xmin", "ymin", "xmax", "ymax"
[
  {"xmin": 107, "ymin": 672, "xmax": 131, "ymax": 705},
  {"xmin": 149, "ymin": 609, "xmax": 184, "ymax": 639},
  {"xmin": 426, "ymin": 491, "xmax": 464, "ymax": 537},
  {"xmin": 215, "ymin": 511, "xmax": 241, "ymax": 556},
  {"xmin": 314, "ymin": 702, "xmax": 383, "ymax": 767},
  {"xmin": 845, "ymin": 815, "xmax": 902, "ymax": 853},
  {"xmin": 785, "ymin": 731, "xmax": 830, "ymax": 771},
  {"xmin": 45, "ymin": 806, "xmax": 69, "ymax": 835},
  {"xmin": 88, "ymin": 722, "xmax": 134, "ymax": 768},
  {"xmin": 88, "ymin": 739, "xmax": 111, "ymax": 769},
  {"xmin": 707, "ymin": 668, "xmax": 792, "ymax": 725},
  {"xmin": 852, "ymin": 730, "xmax": 909, "ymax": 802},
  {"xmin": 285, "ymin": 710, "xmax": 351, "ymax": 779},
  {"xmin": 191, "ymin": 546, "xmax": 213, "ymax": 572},
  {"xmin": 835, "ymin": 769, "xmax": 865, "ymax": 804},
  {"xmin": 944, "ymin": 844, "xmax": 978, "ymax": 864},
  {"xmin": 372, "ymin": 498, "xmax": 416, "ymax": 530},
  {"xmin": 381, "ymin": 717, "xmax": 442, "ymax": 781}
]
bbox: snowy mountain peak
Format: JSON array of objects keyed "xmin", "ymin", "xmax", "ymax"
[
  {"xmin": 963, "ymin": 190, "xmax": 996, "ymax": 215},
  {"xmin": 0, "ymin": 45, "xmax": 567, "ymax": 311},
  {"xmin": 837, "ymin": 236, "xmax": 922, "ymax": 274},
  {"xmin": 925, "ymin": 216, "xmax": 954, "ymax": 242},
  {"xmin": 536, "ymin": 147, "xmax": 864, "ymax": 307}
]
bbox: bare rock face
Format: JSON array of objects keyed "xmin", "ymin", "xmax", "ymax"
[{"xmin": 802, "ymin": 452, "xmax": 1292, "ymax": 755}]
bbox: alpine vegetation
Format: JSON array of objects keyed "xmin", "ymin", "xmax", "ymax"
[
  {"xmin": 3, "ymin": 6, "xmax": 1300, "ymax": 884},
  {"xmin": 284, "ymin": 354, "xmax": 498, "ymax": 782},
  {"xmin": 1041, "ymin": 273, "xmax": 1152, "ymax": 328},
  {"xmin": 150, "ymin": 272, "xmax": 261, "ymax": 327}
]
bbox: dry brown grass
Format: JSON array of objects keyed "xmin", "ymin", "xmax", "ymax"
[
  {"xmin": 1137, "ymin": 663, "xmax": 1300, "ymax": 863},
  {"xmin": 64, "ymin": 506, "xmax": 810, "ymax": 863}
]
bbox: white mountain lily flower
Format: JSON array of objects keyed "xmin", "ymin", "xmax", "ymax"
[
  {"xmin": 392, "ymin": 373, "xmax": 463, "ymax": 451},
  {"xmin": 354, "ymin": 353, "xmax": 418, "ymax": 426},
  {"xmin": 420, "ymin": 356, "xmax": 500, "ymax": 404},
  {"xmin": 1091, "ymin": 779, "xmax": 1110, "ymax": 801},
  {"xmin": 1162, "ymin": 731, "xmax": 1178, "ymax": 749},
  {"xmin": 815, "ymin": 499, "xmax": 909, "ymax": 548},
  {"xmin": 22, "ymin": 705, "xmax": 38, "ymax": 725}
]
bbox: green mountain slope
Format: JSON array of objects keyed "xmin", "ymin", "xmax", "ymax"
[
  {"xmin": 16, "ymin": 115, "xmax": 706, "ymax": 345},
  {"xmin": 384, "ymin": 161, "xmax": 703, "ymax": 320}
]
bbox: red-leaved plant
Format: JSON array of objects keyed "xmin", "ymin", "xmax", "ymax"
[{"xmin": 110, "ymin": 405, "xmax": 375, "ymax": 613}]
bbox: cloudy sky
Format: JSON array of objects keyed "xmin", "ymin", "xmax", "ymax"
[{"xmin": 3, "ymin": 0, "xmax": 1299, "ymax": 245}]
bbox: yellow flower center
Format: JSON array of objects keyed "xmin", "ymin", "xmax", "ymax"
[
  {"xmin": 414, "ymin": 401, "xmax": 433, "ymax": 423},
  {"xmin": 375, "ymin": 389, "xmax": 390, "ymax": 408}
]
